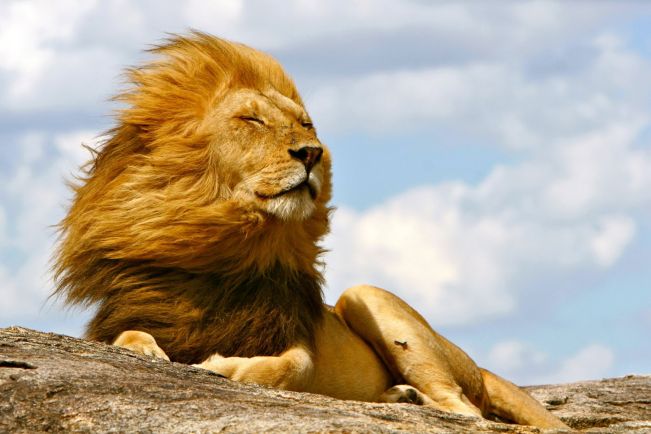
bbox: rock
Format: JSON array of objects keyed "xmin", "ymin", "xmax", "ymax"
[{"xmin": 0, "ymin": 326, "xmax": 649, "ymax": 433}]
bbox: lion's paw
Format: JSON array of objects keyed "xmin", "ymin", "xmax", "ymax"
[
  {"xmin": 113, "ymin": 330, "xmax": 170, "ymax": 361},
  {"xmin": 380, "ymin": 384, "xmax": 432, "ymax": 405},
  {"xmin": 193, "ymin": 353, "xmax": 225, "ymax": 370},
  {"xmin": 192, "ymin": 353, "xmax": 229, "ymax": 378}
]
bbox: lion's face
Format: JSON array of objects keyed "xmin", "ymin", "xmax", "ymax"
[
  {"xmin": 56, "ymin": 35, "xmax": 332, "ymax": 279},
  {"xmin": 201, "ymin": 87, "xmax": 331, "ymax": 221}
]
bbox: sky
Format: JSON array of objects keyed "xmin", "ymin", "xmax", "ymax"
[{"xmin": 0, "ymin": 0, "xmax": 649, "ymax": 386}]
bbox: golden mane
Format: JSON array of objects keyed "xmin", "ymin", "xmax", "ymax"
[{"xmin": 53, "ymin": 32, "xmax": 331, "ymax": 364}]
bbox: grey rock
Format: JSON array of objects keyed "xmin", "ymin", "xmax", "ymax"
[{"xmin": 1, "ymin": 326, "xmax": 649, "ymax": 433}]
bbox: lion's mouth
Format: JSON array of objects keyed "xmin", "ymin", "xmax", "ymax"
[{"xmin": 256, "ymin": 178, "xmax": 317, "ymax": 200}]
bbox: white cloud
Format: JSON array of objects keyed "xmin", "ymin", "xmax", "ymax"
[
  {"xmin": 542, "ymin": 121, "xmax": 651, "ymax": 219},
  {"xmin": 0, "ymin": 1, "xmax": 189, "ymax": 113},
  {"xmin": 184, "ymin": 0, "xmax": 243, "ymax": 37},
  {"xmin": 0, "ymin": 1, "xmax": 639, "ymax": 118},
  {"xmin": 540, "ymin": 344, "xmax": 615, "ymax": 384},
  {"xmin": 184, "ymin": 1, "xmax": 473, "ymax": 49},
  {"xmin": 484, "ymin": 340, "xmax": 615, "ymax": 385},
  {"xmin": 590, "ymin": 216, "xmax": 636, "ymax": 267},
  {"xmin": 323, "ymin": 118, "xmax": 651, "ymax": 325},
  {"xmin": 0, "ymin": 207, "xmax": 6, "ymax": 246},
  {"xmin": 0, "ymin": 0, "xmax": 99, "ymax": 105},
  {"xmin": 0, "ymin": 129, "xmax": 95, "ymax": 322},
  {"xmin": 183, "ymin": 0, "xmax": 629, "ymax": 55},
  {"xmin": 310, "ymin": 64, "xmax": 505, "ymax": 134},
  {"xmin": 308, "ymin": 34, "xmax": 651, "ymax": 149},
  {"xmin": 324, "ymin": 193, "xmax": 516, "ymax": 324},
  {"xmin": 54, "ymin": 130, "xmax": 102, "ymax": 164},
  {"xmin": 487, "ymin": 340, "xmax": 548, "ymax": 374}
]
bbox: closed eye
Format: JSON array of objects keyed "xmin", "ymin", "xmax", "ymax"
[
  {"xmin": 301, "ymin": 121, "xmax": 314, "ymax": 130},
  {"xmin": 239, "ymin": 116, "xmax": 265, "ymax": 126}
]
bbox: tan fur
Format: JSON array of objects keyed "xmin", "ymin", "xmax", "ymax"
[{"xmin": 53, "ymin": 33, "xmax": 568, "ymax": 429}]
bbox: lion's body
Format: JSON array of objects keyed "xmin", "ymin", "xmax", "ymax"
[{"xmin": 54, "ymin": 33, "xmax": 568, "ymax": 429}]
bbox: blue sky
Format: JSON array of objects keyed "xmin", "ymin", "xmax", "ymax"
[{"xmin": 0, "ymin": 0, "xmax": 649, "ymax": 385}]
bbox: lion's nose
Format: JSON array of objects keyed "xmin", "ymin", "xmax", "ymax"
[{"xmin": 289, "ymin": 146, "xmax": 323, "ymax": 172}]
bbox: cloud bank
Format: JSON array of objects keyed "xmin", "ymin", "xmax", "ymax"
[{"xmin": 1, "ymin": 0, "xmax": 649, "ymax": 384}]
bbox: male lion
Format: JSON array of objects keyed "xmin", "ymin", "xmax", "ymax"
[{"xmin": 54, "ymin": 32, "xmax": 567, "ymax": 429}]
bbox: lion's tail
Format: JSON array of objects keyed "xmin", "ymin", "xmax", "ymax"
[{"xmin": 480, "ymin": 368, "xmax": 569, "ymax": 429}]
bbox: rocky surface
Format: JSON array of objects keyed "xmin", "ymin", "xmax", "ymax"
[{"xmin": 1, "ymin": 326, "xmax": 649, "ymax": 433}]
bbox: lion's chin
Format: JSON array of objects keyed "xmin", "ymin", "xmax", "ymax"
[{"xmin": 259, "ymin": 187, "xmax": 317, "ymax": 221}]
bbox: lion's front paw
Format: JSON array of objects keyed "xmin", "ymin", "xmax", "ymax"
[
  {"xmin": 113, "ymin": 330, "xmax": 170, "ymax": 361},
  {"xmin": 380, "ymin": 385, "xmax": 432, "ymax": 405},
  {"xmin": 193, "ymin": 353, "xmax": 229, "ymax": 377}
]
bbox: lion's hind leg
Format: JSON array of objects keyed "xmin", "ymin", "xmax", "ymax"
[
  {"xmin": 334, "ymin": 285, "xmax": 569, "ymax": 429},
  {"xmin": 334, "ymin": 285, "xmax": 486, "ymax": 418},
  {"xmin": 480, "ymin": 368, "xmax": 569, "ymax": 429}
]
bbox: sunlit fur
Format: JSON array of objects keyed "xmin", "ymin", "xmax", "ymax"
[{"xmin": 52, "ymin": 32, "xmax": 333, "ymax": 364}]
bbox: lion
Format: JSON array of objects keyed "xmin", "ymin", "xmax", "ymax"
[{"xmin": 53, "ymin": 32, "xmax": 568, "ymax": 429}]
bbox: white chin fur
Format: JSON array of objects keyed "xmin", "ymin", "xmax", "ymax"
[{"xmin": 263, "ymin": 187, "xmax": 316, "ymax": 221}]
